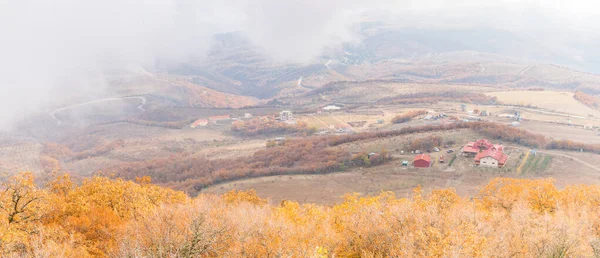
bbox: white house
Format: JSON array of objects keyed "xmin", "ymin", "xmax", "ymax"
[{"xmin": 323, "ymin": 105, "xmax": 341, "ymax": 111}]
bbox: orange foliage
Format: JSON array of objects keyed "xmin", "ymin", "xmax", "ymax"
[
  {"xmin": 408, "ymin": 135, "xmax": 443, "ymax": 150},
  {"xmin": 232, "ymin": 117, "xmax": 315, "ymax": 136},
  {"xmin": 574, "ymin": 90, "xmax": 600, "ymax": 110},
  {"xmin": 391, "ymin": 110, "xmax": 427, "ymax": 124},
  {"xmin": 2, "ymin": 174, "xmax": 600, "ymax": 257},
  {"xmin": 105, "ymin": 137, "xmax": 391, "ymax": 195}
]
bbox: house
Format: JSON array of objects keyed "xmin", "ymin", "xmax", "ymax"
[
  {"xmin": 474, "ymin": 149, "xmax": 509, "ymax": 168},
  {"xmin": 323, "ymin": 105, "xmax": 341, "ymax": 111},
  {"xmin": 462, "ymin": 139, "xmax": 504, "ymax": 155},
  {"xmin": 190, "ymin": 119, "xmax": 208, "ymax": 128},
  {"xmin": 280, "ymin": 110, "xmax": 294, "ymax": 121},
  {"xmin": 413, "ymin": 154, "xmax": 431, "ymax": 168}
]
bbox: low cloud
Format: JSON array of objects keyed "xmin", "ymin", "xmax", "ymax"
[{"xmin": 0, "ymin": 0, "xmax": 597, "ymax": 128}]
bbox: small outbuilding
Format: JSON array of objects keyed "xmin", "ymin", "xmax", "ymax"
[{"xmin": 413, "ymin": 154, "xmax": 431, "ymax": 168}]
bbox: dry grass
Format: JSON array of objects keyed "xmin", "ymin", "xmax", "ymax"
[
  {"xmin": 487, "ymin": 91, "xmax": 600, "ymax": 116},
  {"xmin": 0, "ymin": 143, "xmax": 43, "ymax": 176}
]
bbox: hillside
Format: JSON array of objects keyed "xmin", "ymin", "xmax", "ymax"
[{"xmin": 160, "ymin": 26, "xmax": 600, "ymax": 102}]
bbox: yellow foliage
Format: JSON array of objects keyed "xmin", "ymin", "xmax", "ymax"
[
  {"xmin": 222, "ymin": 189, "xmax": 267, "ymax": 206},
  {"xmin": 1, "ymin": 174, "xmax": 600, "ymax": 257}
]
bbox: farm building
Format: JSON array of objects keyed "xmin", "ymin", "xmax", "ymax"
[
  {"xmin": 413, "ymin": 154, "xmax": 431, "ymax": 168},
  {"xmin": 474, "ymin": 149, "xmax": 509, "ymax": 168},
  {"xmin": 190, "ymin": 119, "xmax": 208, "ymax": 128},
  {"xmin": 280, "ymin": 111, "xmax": 294, "ymax": 121},
  {"xmin": 323, "ymin": 105, "xmax": 341, "ymax": 111},
  {"xmin": 462, "ymin": 139, "xmax": 504, "ymax": 155}
]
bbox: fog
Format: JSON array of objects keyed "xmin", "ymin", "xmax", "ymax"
[{"xmin": 0, "ymin": 0, "xmax": 597, "ymax": 128}]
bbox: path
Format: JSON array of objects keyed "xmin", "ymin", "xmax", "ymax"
[
  {"xmin": 324, "ymin": 60, "xmax": 332, "ymax": 70},
  {"xmin": 537, "ymin": 150, "xmax": 600, "ymax": 172},
  {"xmin": 50, "ymin": 96, "xmax": 147, "ymax": 125},
  {"xmin": 519, "ymin": 64, "xmax": 534, "ymax": 76},
  {"xmin": 312, "ymin": 116, "xmax": 331, "ymax": 128}
]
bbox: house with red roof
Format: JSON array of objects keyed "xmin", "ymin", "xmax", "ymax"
[
  {"xmin": 462, "ymin": 138, "xmax": 504, "ymax": 155},
  {"xmin": 474, "ymin": 149, "xmax": 509, "ymax": 168},
  {"xmin": 413, "ymin": 154, "xmax": 431, "ymax": 168}
]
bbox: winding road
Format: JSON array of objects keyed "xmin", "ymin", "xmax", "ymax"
[{"xmin": 50, "ymin": 96, "xmax": 147, "ymax": 125}]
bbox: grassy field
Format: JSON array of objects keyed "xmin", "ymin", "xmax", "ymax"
[{"xmin": 487, "ymin": 91, "xmax": 600, "ymax": 117}]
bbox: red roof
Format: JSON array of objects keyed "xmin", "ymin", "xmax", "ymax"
[
  {"xmin": 414, "ymin": 154, "xmax": 431, "ymax": 163},
  {"xmin": 462, "ymin": 143, "xmax": 480, "ymax": 153},
  {"xmin": 463, "ymin": 138, "xmax": 504, "ymax": 153},
  {"xmin": 475, "ymin": 149, "xmax": 508, "ymax": 164},
  {"xmin": 474, "ymin": 139, "xmax": 493, "ymax": 149}
]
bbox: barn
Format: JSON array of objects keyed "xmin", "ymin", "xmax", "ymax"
[{"xmin": 413, "ymin": 154, "xmax": 431, "ymax": 168}]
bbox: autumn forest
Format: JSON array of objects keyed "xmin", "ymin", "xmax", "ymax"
[{"xmin": 1, "ymin": 173, "xmax": 600, "ymax": 257}]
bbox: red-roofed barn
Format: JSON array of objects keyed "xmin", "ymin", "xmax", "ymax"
[{"xmin": 413, "ymin": 154, "xmax": 431, "ymax": 168}]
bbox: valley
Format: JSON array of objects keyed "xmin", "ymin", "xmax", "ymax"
[{"xmin": 3, "ymin": 24, "xmax": 600, "ymax": 205}]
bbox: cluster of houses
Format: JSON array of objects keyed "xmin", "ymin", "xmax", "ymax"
[
  {"xmin": 462, "ymin": 138, "xmax": 508, "ymax": 168},
  {"xmin": 190, "ymin": 110, "xmax": 301, "ymax": 129},
  {"xmin": 278, "ymin": 110, "xmax": 296, "ymax": 124},
  {"xmin": 190, "ymin": 113, "xmax": 254, "ymax": 128},
  {"xmin": 423, "ymin": 113, "xmax": 448, "ymax": 121},
  {"xmin": 405, "ymin": 138, "xmax": 509, "ymax": 169}
]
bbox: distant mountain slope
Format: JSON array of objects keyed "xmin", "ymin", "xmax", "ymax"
[{"xmin": 159, "ymin": 24, "xmax": 600, "ymax": 101}]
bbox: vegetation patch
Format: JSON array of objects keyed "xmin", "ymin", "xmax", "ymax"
[
  {"xmin": 232, "ymin": 118, "xmax": 315, "ymax": 136},
  {"xmin": 391, "ymin": 110, "xmax": 427, "ymax": 124}
]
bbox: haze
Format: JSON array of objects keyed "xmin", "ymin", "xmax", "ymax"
[{"xmin": 0, "ymin": 0, "xmax": 598, "ymax": 128}]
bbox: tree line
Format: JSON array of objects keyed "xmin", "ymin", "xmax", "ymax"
[{"xmin": 391, "ymin": 110, "xmax": 427, "ymax": 124}]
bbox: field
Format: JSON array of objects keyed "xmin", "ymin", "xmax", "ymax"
[
  {"xmin": 0, "ymin": 142, "xmax": 42, "ymax": 179},
  {"xmin": 487, "ymin": 91, "xmax": 600, "ymax": 117},
  {"xmin": 204, "ymin": 128, "xmax": 600, "ymax": 204}
]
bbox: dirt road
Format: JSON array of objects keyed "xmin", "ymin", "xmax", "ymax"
[{"xmin": 50, "ymin": 96, "xmax": 147, "ymax": 125}]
